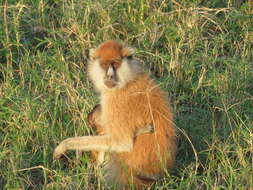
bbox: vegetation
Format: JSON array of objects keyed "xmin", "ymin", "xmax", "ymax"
[{"xmin": 0, "ymin": 0, "xmax": 252, "ymax": 189}]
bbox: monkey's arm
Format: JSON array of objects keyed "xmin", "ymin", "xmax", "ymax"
[
  {"xmin": 53, "ymin": 135, "xmax": 133, "ymax": 160},
  {"xmin": 75, "ymin": 105, "xmax": 153, "ymax": 162}
]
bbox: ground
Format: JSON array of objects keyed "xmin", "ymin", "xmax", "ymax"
[{"xmin": 0, "ymin": 0, "xmax": 252, "ymax": 189}]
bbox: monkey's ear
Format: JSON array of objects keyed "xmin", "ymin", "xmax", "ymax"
[
  {"xmin": 86, "ymin": 48, "xmax": 99, "ymax": 60},
  {"xmin": 122, "ymin": 46, "xmax": 135, "ymax": 58},
  {"xmin": 84, "ymin": 49, "xmax": 90, "ymax": 60}
]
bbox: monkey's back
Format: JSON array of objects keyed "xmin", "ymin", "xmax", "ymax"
[{"xmin": 102, "ymin": 74, "xmax": 177, "ymax": 178}]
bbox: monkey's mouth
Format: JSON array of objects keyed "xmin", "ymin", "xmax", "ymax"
[{"xmin": 104, "ymin": 79, "xmax": 117, "ymax": 88}]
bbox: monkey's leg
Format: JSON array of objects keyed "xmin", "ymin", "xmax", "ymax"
[
  {"xmin": 103, "ymin": 159, "xmax": 128, "ymax": 189},
  {"xmin": 104, "ymin": 160, "xmax": 153, "ymax": 190},
  {"xmin": 53, "ymin": 135, "xmax": 133, "ymax": 160}
]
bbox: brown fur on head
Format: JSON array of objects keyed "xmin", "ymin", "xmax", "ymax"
[{"xmin": 88, "ymin": 40, "xmax": 143, "ymax": 92}]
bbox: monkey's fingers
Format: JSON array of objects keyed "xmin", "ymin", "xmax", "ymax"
[
  {"xmin": 146, "ymin": 124, "xmax": 154, "ymax": 133},
  {"xmin": 53, "ymin": 143, "xmax": 66, "ymax": 160},
  {"xmin": 135, "ymin": 124, "xmax": 154, "ymax": 137}
]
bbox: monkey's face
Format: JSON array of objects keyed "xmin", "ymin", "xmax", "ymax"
[
  {"xmin": 99, "ymin": 58, "xmax": 120, "ymax": 88},
  {"xmin": 88, "ymin": 41, "xmax": 143, "ymax": 92}
]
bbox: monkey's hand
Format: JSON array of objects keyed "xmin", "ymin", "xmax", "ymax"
[
  {"xmin": 135, "ymin": 124, "xmax": 154, "ymax": 137},
  {"xmin": 53, "ymin": 140, "xmax": 67, "ymax": 160}
]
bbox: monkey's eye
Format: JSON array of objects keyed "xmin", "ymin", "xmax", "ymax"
[
  {"xmin": 112, "ymin": 61, "xmax": 120, "ymax": 69},
  {"xmin": 126, "ymin": 55, "xmax": 133, "ymax": 59}
]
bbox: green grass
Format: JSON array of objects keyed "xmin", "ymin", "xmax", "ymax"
[{"xmin": 0, "ymin": 0, "xmax": 252, "ymax": 189}]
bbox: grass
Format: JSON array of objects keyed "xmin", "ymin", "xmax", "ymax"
[{"xmin": 0, "ymin": 0, "xmax": 252, "ymax": 189}]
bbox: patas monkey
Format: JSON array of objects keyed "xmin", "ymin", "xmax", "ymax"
[{"xmin": 53, "ymin": 41, "xmax": 177, "ymax": 189}]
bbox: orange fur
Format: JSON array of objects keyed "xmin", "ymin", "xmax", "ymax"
[
  {"xmin": 53, "ymin": 41, "xmax": 177, "ymax": 189},
  {"xmin": 90, "ymin": 41, "xmax": 177, "ymax": 188},
  {"xmin": 102, "ymin": 75, "xmax": 176, "ymax": 187}
]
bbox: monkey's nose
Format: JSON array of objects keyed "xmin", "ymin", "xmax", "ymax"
[
  {"xmin": 107, "ymin": 74, "xmax": 113, "ymax": 80},
  {"xmin": 107, "ymin": 66, "xmax": 114, "ymax": 77}
]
